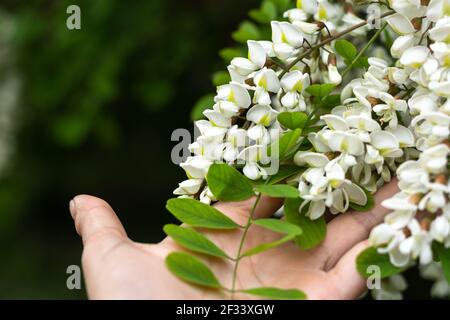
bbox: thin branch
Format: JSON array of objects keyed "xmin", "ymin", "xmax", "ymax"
[
  {"xmin": 341, "ymin": 21, "xmax": 388, "ymax": 78},
  {"xmin": 279, "ymin": 10, "xmax": 395, "ymax": 78},
  {"xmin": 230, "ymin": 193, "xmax": 262, "ymax": 298}
]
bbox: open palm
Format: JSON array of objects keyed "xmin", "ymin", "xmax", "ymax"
[{"xmin": 70, "ymin": 179, "xmax": 397, "ymax": 299}]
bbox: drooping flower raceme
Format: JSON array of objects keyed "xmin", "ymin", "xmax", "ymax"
[{"xmin": 171, "ymin": 0, "xmax": 450, "ymax": 299}]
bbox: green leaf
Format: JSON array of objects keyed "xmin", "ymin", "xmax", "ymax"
[
  {"xmin": 166, "ymin": 198, "xmax": 240, "ymax": 229},
  {"xmin": 207, "ymin": 163, "xmax": 255, "ymax": 201},
  {"xmin": 243, "ymin": 287, "xmax": 306, "ymax": 300},
  {"xmin": 435, "ymin": 243, "xmax": 450, "ymax": 285},
  {"xmin": 232, "ymin": 21, "xmax": 261, "ymax": 43},
  {"xmin": 249, "ymin": 0, "xmax": 277, "ymax": 23},
  {"xmin": 356, "ymin": 247, "xmax": 404, "ymax": 279},
  {"xmin": 255, "ymin": 184, "xmax": 299, "ymax": 199},
  {"xmin": 243, "ymin": 218, "xmax": 303, "ymax": 256},
  {"xmin": 272, "ymin": 0, "xmax": 291, "ymax": 11},
  {"xmin": 334, "ymin": 39, "xmax": 357, "ymax": 64},
  {"xmin": 253, "ymin": 218, "xmax": 303, "ymax": 235},
  {"xmin": 266, "ymin": 165, "xmax": 304, "ymax": 185},
  {"xmin": 306, "ymin": 84, "xmax": 336, "ymax": 100},
  {"xmin": 349, "ymin": 187, "xmax": 374, "ymax": 212},
  {"xmin": 163, "ymin": 224, "xmax": 229, "ymax": 259},
  {"xmin": 269, "ymin": 128, "xmax": 303, "ymax": 161},
  {"xmin": 212, "ymin": 71, "xmax": 231, "ymax": 86},
  {"xmin": 277, "ymin": 112, "xmax": 308, "ymax": 130},
  {"xmin": 353, "ymin": 56, "xmax": 369, "ymax": 69},
  {"xmin": 284, "ymin": 198, "xmax": 326, "ymax": 249},
  {"xmin": 322, "ymin": 94, "xmax": 341, "ymax": 110},
  {"xmin": 190, "ymin": 94, "xmax": 215, "ymax": 121},
  {"xmin": 219, "ymin": 47, "xmax": 246, "ymax": 63},
  {"xmin": 166, "ymin": 252, "xmax": 221, "ymax": 288},
  {"xmin": 243, "ymin": 234, "xmax": 296, "ymax": 257}
]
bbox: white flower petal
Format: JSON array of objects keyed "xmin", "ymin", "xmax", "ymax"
[
  {"xmin": 321, "ymin": 114, "xmax": 349, "ymax": 131},
  {"xmin": 294, "ymin": 151, "xmax": 329, "ymax": 168},
  {"xmin": 387, "ymin": 13, "xmax": 415, "ymax": 35},
  {"xmin": 247, "ymin": 40, "xmax": 266, "ymax": 69},
  {"xmin": 343, "ymin": 183, "xmax": 367, "ymax": 206}
]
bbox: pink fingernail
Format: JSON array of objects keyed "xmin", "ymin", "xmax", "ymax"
[{"xmin": 69, "ymin": 199, "xmax": 77, "ymax": 219}]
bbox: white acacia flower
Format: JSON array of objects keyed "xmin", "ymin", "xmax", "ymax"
[
  {"xmin": 391, "ymin": 34, "xmax": 416, "ymax": 59},
  {"xmin": 372, "ymin": 274, "xmax": 407, "ymax": 300},
  {"xmin": 314, "ymin": 0, "xmax": 338, "ymax": 22},
  {"xmin": 230, "ymin": 41, "xmax": 267, "ymax": 76},
  {"xmin": 223, "ymin": 125, "xmax": 248, "ymax": 162},
  {"xmin": 199, "ymin": 186, "xmax": 217, "ymax": 205},
  {"xmin": 386, "ymin": 125, "xmax": 415, "ymax": 148},
  {"xmin": 247, "ymin": 105, "xmax": 278, "ymax": 125},
  {"xmin": 293, "ymin": 21, "xmax": 320, "ymax": 34},
  {"xmin": 295, "ymin": 0, "xmax": 318, "ymax": 15},
  {"xmin": 408, "ymin": 89, "xmax": 439, "ymax": 115},
  {"xmin": 213, "ymin": 100, "xmax": 240, "ymax": 118},
  {"xmin": 430, "ymin": 42, "xmax": 450, "ymax": 67},
  {"xmin": 271, "ymin": 21, "xmax": 304, "ymax": 60},
  {"xmin": 296, "ymin": 153, "xmax": 367, "ymax": 219},
  {"xmin": 371, "ymin": 224, "xmax": 411, "ymax": 267},
  {"xmin": 388, "ymin": 0, "xmax": 425, "ymax": 20},
  {"xmin": 346, "ymin": 115, "xmax": 381, "ymax": 142},
  {"xmin": 326, "ymin": 65, "xmax": 342, "ymax": 85},
  {"xmin": 284, "ymin": 9, "xmax": 309, "ymax": 22},
  {"xmin": 216, "ymin": 83, "xmax": 251, "ymax": 109},
  {"xmin": 180, "ymin": 156, "xmax": 212, "ymax": 179},
  {"xmin": 253, "ymin": 67, "xmax": 281, "ymax": 93},
  {"xmin": 281, "ymin": 70, "xmax": 310, "ymax": 93},
  {"xmin": 426, "ymin": 64, "xmax": 450, "ymax": 97},
  {"xmin": 420, "ymin": 262, "xmax": 450, "ymax": 298},
  {"xmin": 327, "ymin": 131, "xmax": 365, "ymax": 156},
  {"xmin": 388, "ymin": 67, "xmax": 410, "ymax": 84},
  {"xmin": 427, "ymin": 0, "xmax": 450, "ymax": 21},
  {"xmin": 370, "ymin": 224, "xmax": 399, "ymax": 247},
  {"xmin": 173, "ymin": 179, "xmax": 203, "ymax": 196},
  {"xmin": 412, "ymin": 112, "xmax": 450, "ymax": 149},
  {"xmin": 419, "ymin": 144, "xmax": 450, "ymax": 174},
  {"xmin": 203, "ymin": 110, "xmax": 232, "ymax": 128},
  {"xmin": 370, "ymin": 131, "xmax": 403, "ymax": 158},
  {"xmin": 195, "ymin": 120, "xmax": 228, "ymax": 139},
  {"xmin": 429, "ymin": 16, "xmax": 450, "ymax": 42},
  {"xmin": 387, "ymin": 13, "xmax": 416, "ymax": 36},
  {"xmin": 430, "ymin": 216, "xmax": 450, "ymax": 242},
  {"xmin": 238, "ymin": 145, "xmax": 269, "ymax": 180},
  {"xmin": 189, "ymin": 136, "xmax": 224, "ymax": 160},
  {"xmin": 399, "ymin": 219, "xmax": 433, "ymax": 265},
  {"xmin": 373, "ymin": 93, "xmax": 408, "ymax": 128},
  {"xmin": 400, "ymin": 46, "xmax": 430, "ymax": 69},
  {"xmin": 294, "ymin": 151, "xmax": 329, "ymax": 168}
]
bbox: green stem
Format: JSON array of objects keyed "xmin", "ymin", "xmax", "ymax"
[
  {"xmin": 279, "ymin": 10, "xmax": 395, "ymax": 78},
  {"xmin": 230, "ymin": 193, "xmax": 262, "ymax": 298},
  {"xmin": 341, "ymin": 22, "xmax": 388, "ymax": 78}
]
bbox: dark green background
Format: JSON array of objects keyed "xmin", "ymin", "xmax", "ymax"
[{"xmin": 0, "ymin": 0, "xmax": 259, "ymax": 299}]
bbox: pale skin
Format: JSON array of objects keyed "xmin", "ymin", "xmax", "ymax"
[{"xmin": 69, "ymin": 179, "xmax": 398, "ymax": 300}]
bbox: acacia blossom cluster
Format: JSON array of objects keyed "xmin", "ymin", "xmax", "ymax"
[
  {"xmin": 368, "ymin": 3, "xmax": 450, "ymax": 273},
  {"xmin": 292, "ymin": 54, "xmax": 416, "ymax": 219},
  {"xmin": 172, "ymin": 0, "xmax": 450, "ymax": 299},
  {"xmin": 174, "ymin": 0, "xmax": 378, "ymax": 205}
]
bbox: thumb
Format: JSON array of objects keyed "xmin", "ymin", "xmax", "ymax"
[{"xmin": 70, "ymin": 195, "xmax": 127, "ymax": 246}]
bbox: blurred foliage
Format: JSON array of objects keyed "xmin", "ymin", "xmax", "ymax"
[
  {"xmin": 191, "ymin": 0, "xmax": 295, "ymax": 120},
  {"xmin": 0, "ymin": 0, "xmax": 261, "ymax": 299}
]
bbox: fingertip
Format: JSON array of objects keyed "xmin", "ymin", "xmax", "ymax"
[
  {"xmin": 69, "ymin": 194, "xmax": 126, "ymax": 245},
  {"xmin": 72, "ymin": 194, "xmax": 114, "ymax": 212}
]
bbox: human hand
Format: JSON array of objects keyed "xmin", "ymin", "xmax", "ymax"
[{"xmin": 70, "ymin": 179, "xmax": 398, "ymax": 299}]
